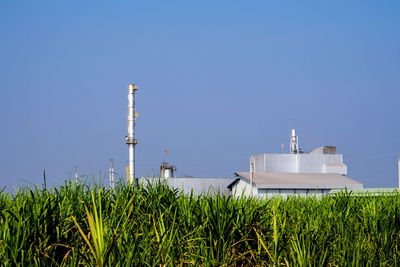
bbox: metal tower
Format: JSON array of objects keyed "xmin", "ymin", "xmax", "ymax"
[{"xmin": 109, "ymin": 159, "xmax": 115, "ymax": 188}]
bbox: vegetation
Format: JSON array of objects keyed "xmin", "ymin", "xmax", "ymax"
[{"xmin": 1, "ymin": 178, "xmax": 400, "ymax": 266}]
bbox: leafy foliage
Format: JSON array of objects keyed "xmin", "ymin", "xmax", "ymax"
[{"xmin": 1, "ymin": 179, "xmax": 400, "ymax": 266}]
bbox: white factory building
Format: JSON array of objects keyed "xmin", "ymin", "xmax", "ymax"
[{"xmin": 229, "ymin": 129, "xmax": 363, "ymax": 197}]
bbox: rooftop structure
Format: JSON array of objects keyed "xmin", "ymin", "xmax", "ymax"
[
  {"xmin": 253, "ymin": 131, "xmax": 347, "ymax": 175},
  {"xmin": 253, "ymin": 152, "xmax": 347, "ymax": 175},
  {"xmin": 160, "ymin": 162, "xmax": 176, "ymax": 178}
]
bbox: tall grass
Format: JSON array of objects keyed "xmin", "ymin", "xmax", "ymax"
[{"xmin": 1, "ymin": 178, "xmax": 400, "ymax": 266}]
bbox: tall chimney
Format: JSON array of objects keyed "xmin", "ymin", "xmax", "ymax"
[{"xmin": 126, "ymin": 84, "xmax": 138, "ymax": 184}]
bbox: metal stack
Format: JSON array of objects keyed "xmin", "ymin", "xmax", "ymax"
[{"xmin": 126, "ymin": 84, "xmax": 138, "ymax": 184}]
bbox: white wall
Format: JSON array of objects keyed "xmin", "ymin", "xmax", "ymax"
[
  {"xmin": 254, "ymin": 154, "xmax": 347, "ymax": 175},
  {"xmin": 257, "ymin": 188, "xmax": 331, "ymax": 198},
  {"xmin": 231, "ymin": 179, "xmax": 258, "ymax": 197}
]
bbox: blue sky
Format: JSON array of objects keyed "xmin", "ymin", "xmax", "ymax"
[{"xmin": 0, "ymin": 1, "xmax": 399, "ymax": 190}]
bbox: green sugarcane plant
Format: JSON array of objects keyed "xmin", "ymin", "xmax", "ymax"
[{"xmin": 72, "ymin": 189, "xmax": 107, "ymax": 267}]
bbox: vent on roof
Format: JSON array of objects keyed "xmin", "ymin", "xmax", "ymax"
[{"xmin": 310, "ymin": 146, "xmax": 336, "ymax": 155}]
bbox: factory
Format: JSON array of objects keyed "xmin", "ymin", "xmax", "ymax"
[
  {"xmin": 228, "ymin": 129, "xmax": 363, "ymax": 197},
  {"xmin": 125, "ymin": 83, "xmax": 363, "ymax": 197}
]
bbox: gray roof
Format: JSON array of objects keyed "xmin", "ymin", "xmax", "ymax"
[
  {"xmin": 231, "ymin": 172, "xmax": 363, "ymax": 189},
  {"xmin": 138, "ymin": 177, "xmax": 235, "ymax": 195}
]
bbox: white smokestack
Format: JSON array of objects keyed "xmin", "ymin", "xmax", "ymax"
[{"xmin": 126, "ymin": 84, "xmax": 138, "ymax": 184}]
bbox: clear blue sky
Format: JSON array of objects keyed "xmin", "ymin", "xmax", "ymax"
[{"xmin": 0, "ymin": 1, "xmax": 399, "ymax": 190}]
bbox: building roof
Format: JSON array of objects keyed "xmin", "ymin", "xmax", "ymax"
[{"xmin": 230, "ymin": 172, "xmax": 363, "ymax": 189}]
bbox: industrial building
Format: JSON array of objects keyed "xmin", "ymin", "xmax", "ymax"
[
  {"xmin": 124, "ymin": 84, "xmax": 363, "ymax": 197},
  {"xmin": 229, "ymin": 129, "xmax": 363, "ymax": 197},
  {"xmin": 135, "ymin": 129, "xmax": 363, "ymax": 197}
]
